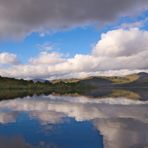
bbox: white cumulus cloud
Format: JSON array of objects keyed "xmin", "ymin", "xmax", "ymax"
[
  {"xmin": 0, "ymin": 52, "xmax": 19, "ymax": 65},
  {"xmin": 0, "ymin": 28, "xmax": 148, "ymax": 79},
  {"xmin": 29, "ymin": 52, "xmax": 65, "ymax": 65}
]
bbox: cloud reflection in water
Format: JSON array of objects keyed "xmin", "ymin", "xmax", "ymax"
[{"xmin": 0, "ymin": 95, "xmax": 147, "ymax": 148}]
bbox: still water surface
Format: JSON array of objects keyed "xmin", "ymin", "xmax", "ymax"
[{"xmin": 0, "ymin": 95, "xmax": 147, "ymax": 148}]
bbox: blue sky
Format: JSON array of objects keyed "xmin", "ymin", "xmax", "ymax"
[
  {"xmin": 0, "ymin": 10, "xmax": 147, "ymax": 63},
  {"xmin": 0, "ymin": 26, "xmax": 99, "ymax": 63},
  {"xmin": 0, "ymin": 0, "xmax": 148, "ymax": 79}
]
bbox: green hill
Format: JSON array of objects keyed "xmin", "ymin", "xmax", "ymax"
[
  {"xmin": 0, "ymin": 72, "xmax": 148, "ymax": 100},
  {"xmin": 52, "ymin": 72, "xmax": 148, "ymax": 86}
]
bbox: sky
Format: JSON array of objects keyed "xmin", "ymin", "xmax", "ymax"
[{"xmin": 0, "ymin": 0, "xmax": 148, "ymax": 80}]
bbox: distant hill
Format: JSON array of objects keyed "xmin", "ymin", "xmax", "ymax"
[
  {"xmin": 132, "ymin": 72, "xmax": 148, "ymax": 84},
  {"xmin": 52, "ymin": 72, "xmax": 148, "ymax": 87},
  {"xmin": 0, "ymin": 72, "xmax": 148, "ymax": 100},
  {"xmin": 33, "ymin": 79, "xmax": 50, "ymax": 83},
  {"xmin": 80, "ymin": 72, "xmax": 148, "ymax": 85},
  {"xmin": 1, "ymin": 72, "xmax": 148, "ymax": 88},
  {"xmin": 52, "ymin": 78, "xmax": 80, "ymax": 84}
]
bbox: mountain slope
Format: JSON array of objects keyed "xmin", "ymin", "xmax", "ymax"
[{"xmin": 0, "ymin": 72, "xmax": 148, "ymax": 100}]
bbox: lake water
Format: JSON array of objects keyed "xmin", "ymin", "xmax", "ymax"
[{"xmin": 0, "ymin": 95, "xmax": 147, "ymax": 148}]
